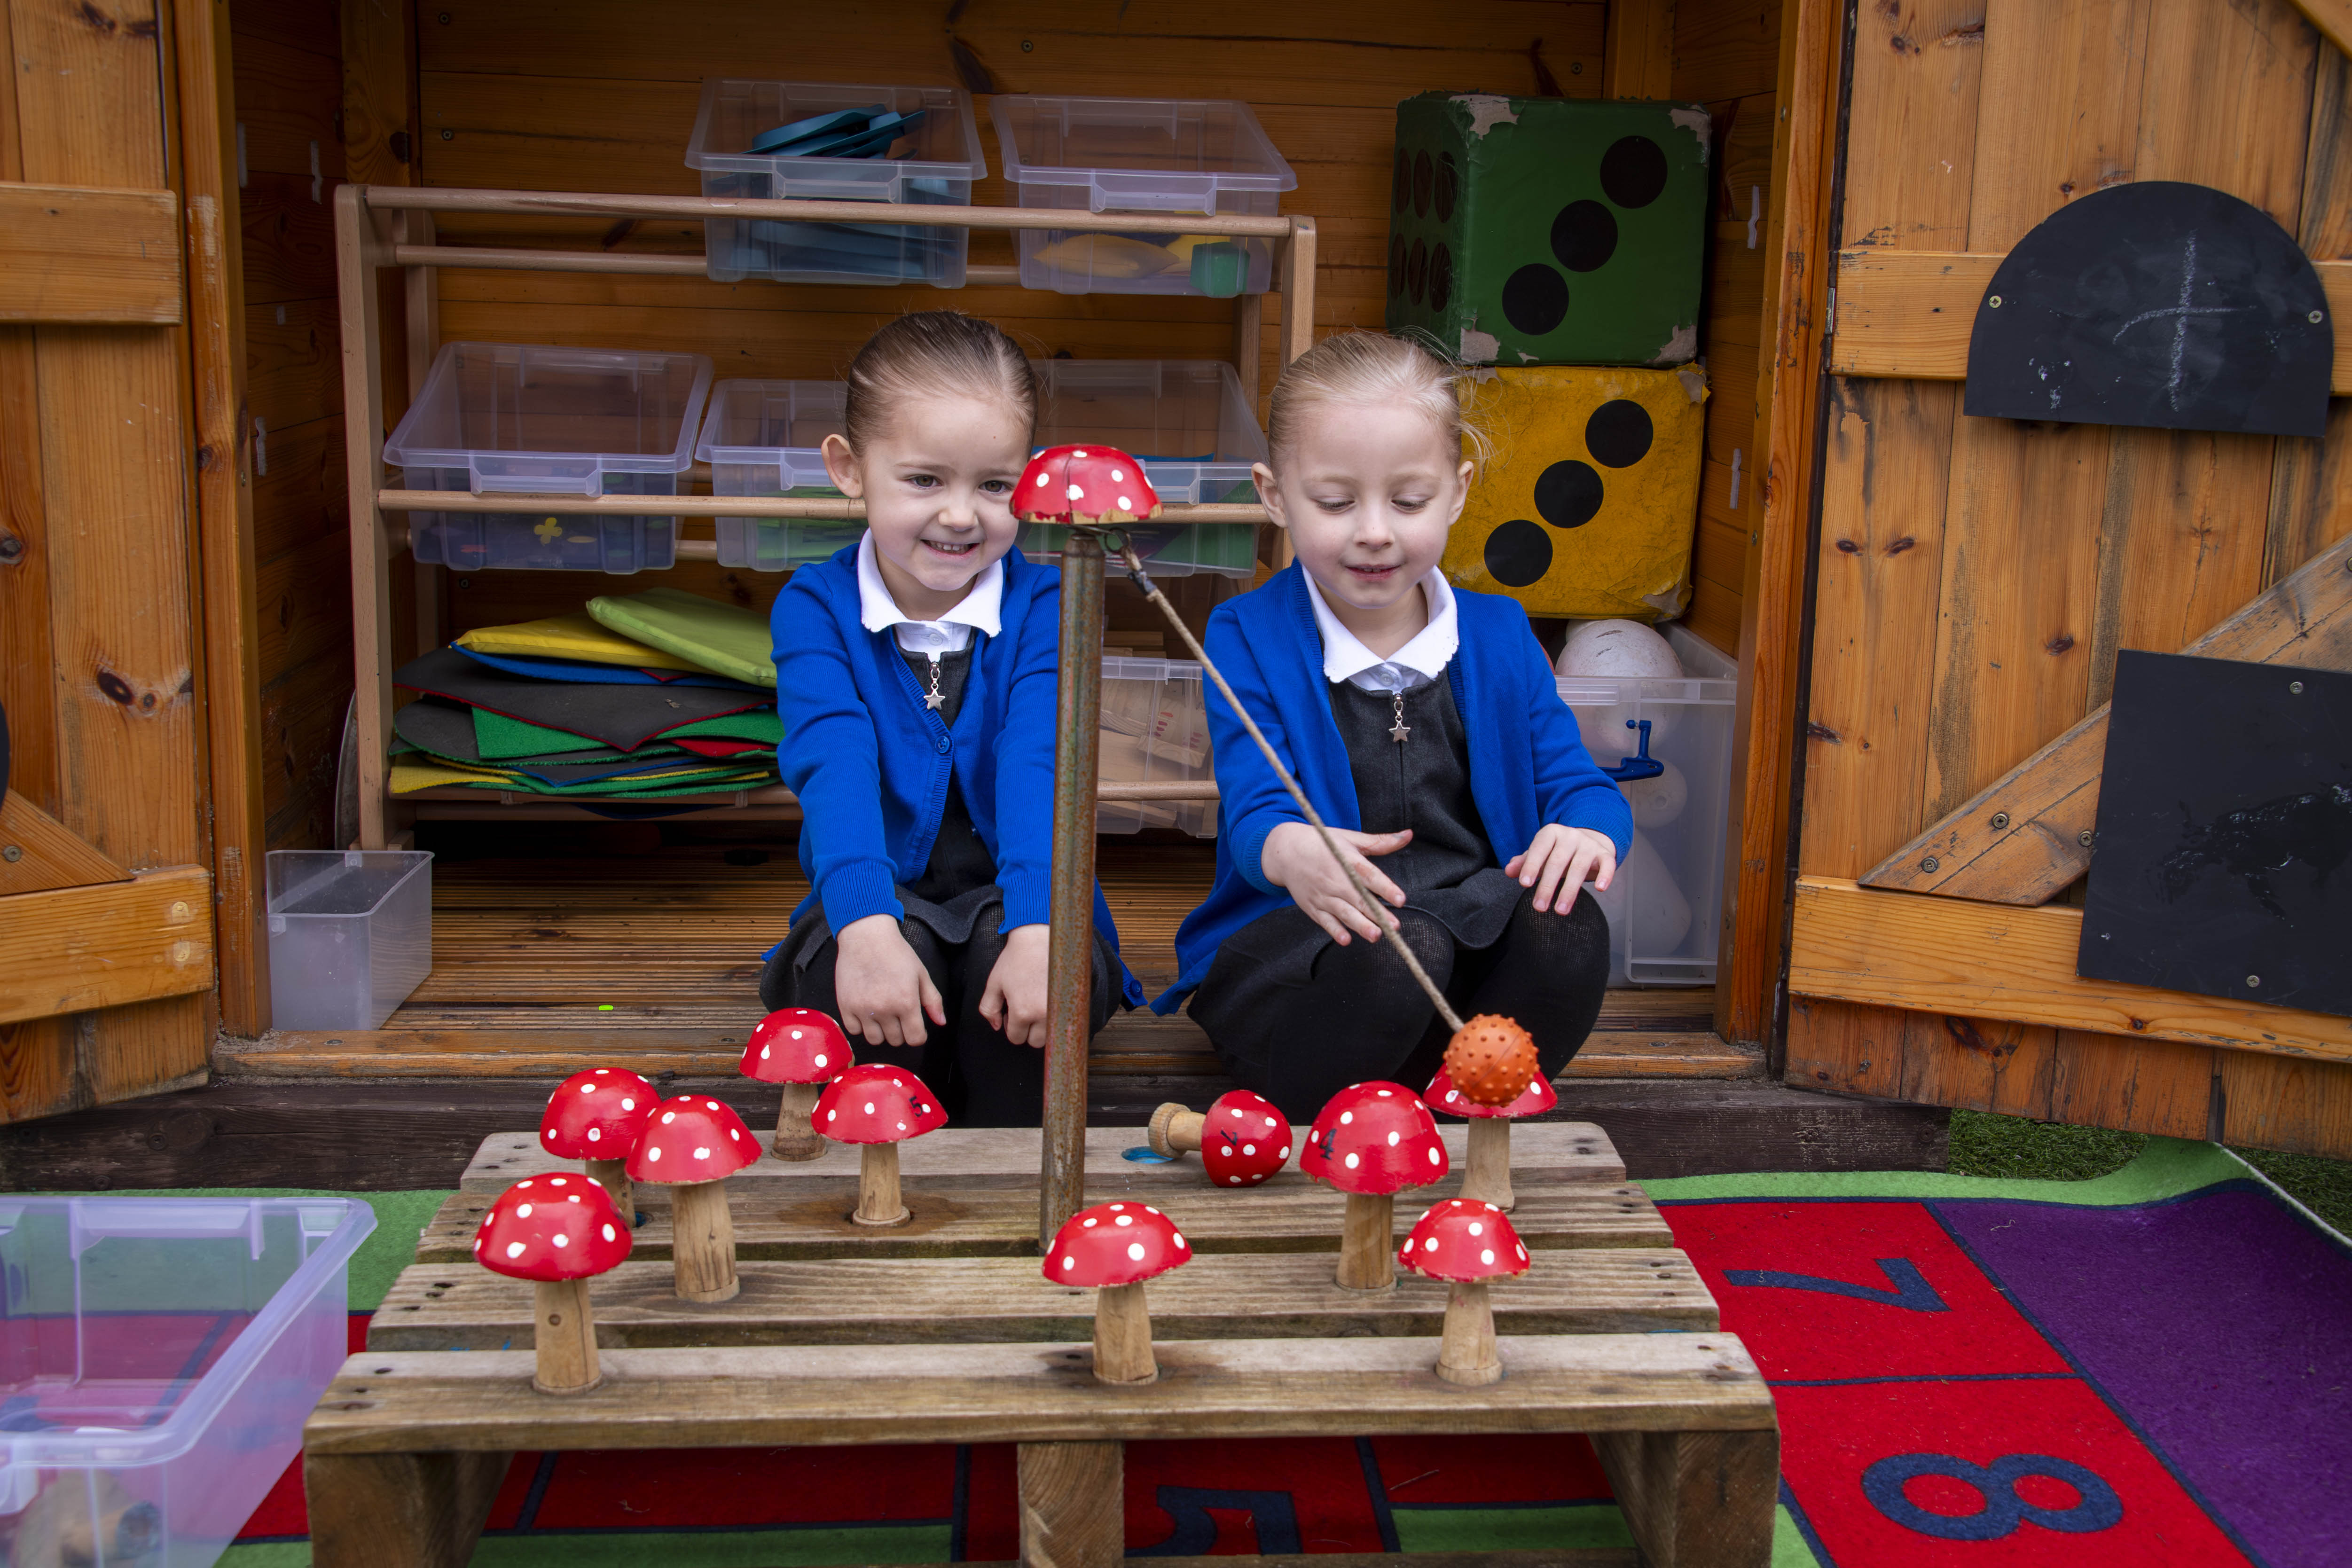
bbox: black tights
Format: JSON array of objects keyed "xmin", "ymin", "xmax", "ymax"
[{"xmin": 1188, "ymin": 886, "xmax": 1611, "ymax": 1123}]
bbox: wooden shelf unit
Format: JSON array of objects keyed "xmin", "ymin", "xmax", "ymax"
[{"xmin": 335, "ymin": 183, "xmax": 1320, "ymax": 848}]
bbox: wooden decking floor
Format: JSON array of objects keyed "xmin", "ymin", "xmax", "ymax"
[{"xmin": 225, "ymin": 844, "xmax": 1758, "ymax": 1081}]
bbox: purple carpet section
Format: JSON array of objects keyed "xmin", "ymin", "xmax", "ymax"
[{"xmin": 1938, "ymin": 1185, "xmax": 2352, "ymax": 1568}]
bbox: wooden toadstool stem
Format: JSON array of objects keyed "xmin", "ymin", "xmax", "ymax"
[
  {"xmin": 854, "ymin": 1142, "xmax": 909, "ymax": 1226},
  {"xmin": 532, "ymin": 1277, "xmax": 602, "ymax": 1395},
  {"xmin": 1092, "ymin": 1281, "xmax": 1158, "ymax": 1385},
  {"xmin": 670, "ymin": 1179, "xmax": 739, "ymax": 1303},
  {"xmin": 1336, "ymin": 1192, "xmax": 1396, "ymax": 1292},
  {"xmin": 1436, "ymin": 1280, "xmax": 1501, "ymax": 1386},
  {"xmin": 583, "ymin": 1159, "xmax": 633, "ymax": 1228},
  {"xmin": 1147, "ymin": 1102, "xmax": 1205, "ymax": 1157},
  {"xmin": 1458, "ymin": 1119, "xmax": 1515, "ymax": 1210},
  {"xmin": 773, "ymin": 1082, "xmax": 827, "ymax": 1161}
]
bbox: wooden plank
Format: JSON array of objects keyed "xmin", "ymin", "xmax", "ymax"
[
  {"xmin": 2048, "ymin": 1032, "xmax": 2219, "ymax": 1142},
  {"xmin": 1670, "ymin": 0, "xmax": 1780, "ymax": 103},
  {"xmin": 1835, "ymin": 250, "xmax": 2352, "ymax": 391},
  {"xmin": 2292, "ymin": 0, "xmax": 2352, "ymax": 60},
  {"xmin": 2219, "ymin": 1047, "xmax": 2352, "ymax": 1159},
  {"xmin": 368, "ymin": 1249, "xmax": 1717, "ymax": 1349},
  {"xmin": 303, "ymin": 1450, "xmax": 508, "ymax": 1568},
  {"xmin": 0, "ymin": 792, "xmax": 130, "ymax": 895},
  {"xmin": 461, "ymin": 1122, "xmax": 1630, "ymax": 1194},
  {"xmin": 1593, "ymin": 1428, "xmax": 1779, "ymax": 1568},
  {"xmin": 303, "ymin": 1333, "xmax": 1777, "ymax": 1456},
  {"xmin": 413, "ymin": 1181, "xmax": 1678, "ymax": 1264},
  {"xmin": 0, "ymin": 186, "xmax": 181, "ymax": 325},
  {"xmin": 0, "ymin": 866, "xmax": 215, "ymax": 1026},
  {"xmin": 1861, "ymin": 531, "xmax": 2352, "ymax": 900},
  {"xmin": 1019, "ymin": 1442, "xmax": 1122, "ymax": 1568},
  {"xmin": 1788, "ymin": 877, "xmax": 2352, "ymax": 1063},
  {"xmin": 1606, "ymin": 0, "xmax": 1678, "ymax": 99}
]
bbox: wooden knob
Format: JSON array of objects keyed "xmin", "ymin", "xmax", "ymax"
[{"xmin": 1147, "ymin": 1102, "xmax": 1206, "ymax": 1156}]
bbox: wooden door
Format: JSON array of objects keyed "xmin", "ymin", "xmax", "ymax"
[
  {"xmin": 0, "ymin": 0, "xmax": 239, "ymax": 1121},
  {"xmin": 1783, "ymin": 0, "xmax": 2352, "ymax": 1158}
]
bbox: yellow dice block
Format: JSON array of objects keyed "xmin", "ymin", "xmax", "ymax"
[{"xmin": 1444, "ymin": 364, "xmax": 1708, "ymax": 620}]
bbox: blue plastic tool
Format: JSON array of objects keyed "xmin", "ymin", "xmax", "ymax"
[{"xmin": 1601, "ymin": 718, "xmax": 1665, "ymax": 783}]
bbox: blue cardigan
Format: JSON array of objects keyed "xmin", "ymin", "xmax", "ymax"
[
  {"xmin": 771, "ymin": 544, "xmax": 1144, "ymax": 1007},
  {"xmin": 1155, "ymin": 564, "xmax": 1633, "ymax": 1013}
]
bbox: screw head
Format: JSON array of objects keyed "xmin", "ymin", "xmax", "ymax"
[
  {"xmin": 0, "ymin": 846, "xmax": 19, "ymax": 863},
  {"xmin": 2289, "ymin": 680, "xmax": 2305, "ymax": 694},
  {"xmin": 440, "ymin": 127, "xmax": 454, "ymax": 141},
  {"xmin": 2246, "ymin": 974, "xmax": 2262, "ymax": 988},
  {"xmin": 2078, "ymin": 830, "xmax": 2096, "ymax": 848},
  {"xmin": 1990, "ymin": 811, "xmax": 2011, "ymax": 830},
  {"xmin": 2311, "ymin": 310, "xmax": 2326, "ymax": 324},
  {"xmin": 1921, "ymin": 855, "xmax": 1940, "ymax": 874},
  {"xmin": 1021, "ymin": 38, "xmax": 1033, "ymax": 50},
  {"xmin": 1987, "ymin": 295, "xmax": 2003, "ymax": 308}
]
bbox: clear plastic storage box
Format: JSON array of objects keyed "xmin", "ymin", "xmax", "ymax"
[
  {"xmin": 266, "ymin": 849, "xmax": 433, "ymax": 1030},
  {"xmin": 685, "ymin": 80, "xmax": 987, "ymax": 287},
  {"xmin": 1562, "ymin": 627, "xmax": 1735, "ymax": 986},
  {"xmin": 0, "ymin": 1195, "xmax": 374, "ymax": 1568},
  {"xmin": 697, "ymin": 379, "xmax": 862, "ymax": 572},
  {"xmin": 383, "ymin": 342, "xmax": 713, "ymax": 575},
  {"xmin": 990, "ymin": 96, "xmax": 1296, "ymax": 297},
  {"xmin": 1023, "ymin": 359, "xmax": 1266, "ymax": 578},
  {"xmin": 1099, "ymin": 656, "xmax": 1215, "ymax": 838}
]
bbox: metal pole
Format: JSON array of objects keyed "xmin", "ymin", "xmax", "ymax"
[{"xmin": 1039, "ymin": 533, "xmax": 1105, "ymax": 1247}]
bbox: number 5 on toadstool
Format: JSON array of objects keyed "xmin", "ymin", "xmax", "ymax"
[{"xmin": 1044, "ymin": 1201, "xmax": 1191, "ymax": 1385}]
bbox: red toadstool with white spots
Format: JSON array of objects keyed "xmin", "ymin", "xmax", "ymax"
[
  {"xmin": 538, "ymin": 1068, "xmax": 656, "ymax": 1227},
  {"xmin": 1300, "ymin": 1081, "xmax": 1449, "ymax": 1292},
  {"xmin": 1426, "ymin": 1061, "xmax": 1554, "ymax": 1212},
  {"xmin": 1043, "ymin": 1200, "xmax": 1191, "ymax": 1384},
  {"xmin": 626, "ymin": 1095, "xmax": 760, "ymax": 1302},
  {"xmin": 739, "ymin": 1008, "xmax": 853, "ymax": 1161},
  {"xmin": 1146, "ymin": 1090, "xmax": 1293, "ymax": 1187},
  {"xmin": 474, "ymin": 1174, "xmax": 632, "ymax": 1394},
  {"xmin": 1399, "ymin": 1198, "xmax": 1530, "ymax": 1386},
  {"xmin": 1014, "ymin": 445, "xmax": 1165, "ymax": 529},
  {"xmin": 815, "ymin": 1063, "xmax": 948, "ymax": 1226}
]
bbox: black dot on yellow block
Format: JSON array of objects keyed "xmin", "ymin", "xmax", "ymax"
[
  {"xmin": 1534, "ymin": 460, "xmax": 1603, "ymax": 529},
  {"xmin": 1484, "ymin": 519, "xmax": 1552, "ymax": 587},
  {"xmin": 1584, "ymin": 400, "xmax": 1654, "ymax": 468}
]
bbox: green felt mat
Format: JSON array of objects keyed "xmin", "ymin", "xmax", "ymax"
[
  {"xmin": 474, "ymin": 703, "xmax": 781, "ymax": 761},
  {"xmin": 588, "ymin": 586, "xmax": 776, "ymax": 688}
]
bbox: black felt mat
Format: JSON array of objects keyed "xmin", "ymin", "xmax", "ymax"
[{"xmin": 392, "ymin": 648, "xmax": 768, "ymax": 753}]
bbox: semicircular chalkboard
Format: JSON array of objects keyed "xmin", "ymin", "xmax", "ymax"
[{"xmin": 1963, "ymin": 181, "xmax": 2331, "ymax": 438}]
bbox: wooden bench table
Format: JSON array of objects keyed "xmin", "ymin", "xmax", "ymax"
[{"xmin": 306, "ymin": 1122, "xmax": 1778, "ymax": 1566}]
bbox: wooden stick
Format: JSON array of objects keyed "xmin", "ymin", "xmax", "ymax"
[
  {"xmin": 530, "ymin": 1278, "xmax": 601, "ymax": 1395},
  {"xmin": 1336, "ymin": 1192, "xmax": 1396, "ymax": 1292},
  {"xmin": 1109, "ymin": 541, "xmax": 1465, "ymax": 1034},
  {"xmin": 855, "ymin": 1142, "xmax": 909, "ymax": 1226},
  {"xmin": 1147, "ymin": 1102, "xmax": 1207, "ymax": 1157},
  {"xmin": 378, "ymin": 489, "xmax": 1267, "ymax": 523},
  {"xmin": 667, "ymin": 1180, "xmax": 739, "ymax": 1303},
  {"xmin": 1437, "ymin": 1280, "xmax": 1502, "ymax": 1386},
  {"xmin": 361, "ymin": 183, "xmax": 1294, "ymax": 238},
  {"xmin": 582, "ymin": 1159, "xmax": 633, "ymax": 1228},
  {"xmin": 1091, "ymin": 1281, "xmax": 1158, "ymax": 1385},
  {"xmin": 772, "ymin": 1082, "xmax": 826, "ymax": 1162},
  {"xmin": 1458, "ymin": 1119, "xmax": 1516, "ymax": 1211}
]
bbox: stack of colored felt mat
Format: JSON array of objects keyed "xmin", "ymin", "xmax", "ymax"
[{"xmin": 389, "ymin": 588, "xmax": 783, "ymax": 802}]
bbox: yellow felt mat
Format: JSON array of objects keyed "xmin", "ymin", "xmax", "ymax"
[{"xmin": 453, "ymin": 612, "xmax": 704, "ymax": 673}]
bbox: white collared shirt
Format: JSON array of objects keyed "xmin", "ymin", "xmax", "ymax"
[
  {"xmin": 1302, "ymin": 567, "xmax": 1459, "ymax": 693},
  {"xmin": 855, "ymin": 531, "xmax": 1004, "ymax": 656}
]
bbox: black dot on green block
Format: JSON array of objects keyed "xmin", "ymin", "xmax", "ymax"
[
  {"xmin": 1584, "ymin": 400, "xmax": 1654, "ymax": 468},
  {"xmin": 1413, "ymin": 150, "xmax": 1434, "ymax": 217},
  {"xmin": 1534, "ymin": 460, "xmax": 1603, "ymax": 529},
  {"xmin": 1388, "ymin": 233, "xmax": 1405, "ymax": 298},
  {"xmin": 1393, "ymin": 149, "xmax": 1411, "ymax": 212},
  {"xmin": 1501, "ymin": 265, "xmax": 1568, "ymax": 335},
  {"xmin": 1485, "ymin": 519, "xmax": 1552, "ymax": 587},
  {"xmin": 1427, "ymin": 244, "xmax": 1453, "ymax": 312},
  {"xmin": 1550, "ymin": 199, "xmax": 1618, "ymax": 273},
  {"xmin": 1435, "ymin": 153, "xmax": 1459, "ymax": 222},
  {"xmin": 1407, "ymin": 237, "xmax": 1428, "ymax": 303},
  {"xmin": 1600, "ymin": 135, "xmax": 1669, "ymax": 209}
]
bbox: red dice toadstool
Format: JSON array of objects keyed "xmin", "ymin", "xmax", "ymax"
[
  {"xmin": 815, "ymin": 1063, "xmax": 948, "ymax": 1226},
  {"xmin": 1043, "ymin": 1200, "xmax": 1192, "ymax": 1384},
  {"xmin": 1399, "ymin": 1198, "xmax": 1531, "ymax": 1386},
  {"xmin": 1014, "ymin": 445, "xmax": 1165, "ymax": 528},
  {"xmin": 1300, "ymin": 1082, "xmax": 1450, "ymax": 1291},
  {"xmin": 538, "ymin": 1068, "xmax": 657, "ymax": 1226},
  {"xmin": 627, "ymin": 1095, "xmax": 760, "ymax": 1302},
  {"xmin": 1426, "ymin": 1063, "xmax": 1555, "ymax": 1211},
  {"xmin": 1146, "ymin": 1089, "xmax": 1293, "ymax": 1186},
  {"xmin": 474, "ymin": 1174, "xmax": 633, "ymax": 1395},
  {"xmin": 739, "ymin": 1008, "xmax": 853, "ymax": 1161}
]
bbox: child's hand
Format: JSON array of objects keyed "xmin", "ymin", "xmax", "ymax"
[
  {"xmin": 1262, "ymin": 820, "xmax": 1412, "ymax": 945},
  {"xmin": 833, "ymin": 914, "xmax": 946, "ymax": 1048},
  {"xmin": 979, "ymin": 923, "xmax": 1052, "ymax": 1047},
  {"xmin": 1505, "ymin": 825, "xmax": 1616, "ymax": 914}
]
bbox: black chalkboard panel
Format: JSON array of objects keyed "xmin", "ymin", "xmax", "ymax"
[
  {"xmin": 1965, "ymin": 182, "xmax": 2332, "ymax": 439},
  {"xmin": 2078, "ymin": 650, "xmax": 2352, "ymax": 1018}
]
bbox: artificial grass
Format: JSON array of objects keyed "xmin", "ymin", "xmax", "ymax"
[{"xmin": 2234, "ymin": 1145, "xmax": 2352, "ymax": 1237}]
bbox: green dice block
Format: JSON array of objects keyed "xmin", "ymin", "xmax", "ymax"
[{"xmin": 1385, "ymin": 93, "xmax": 1710, "ymax": 367}]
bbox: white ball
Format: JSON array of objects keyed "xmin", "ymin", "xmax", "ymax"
[
  {"xmin": 1622, "ymin": 832, "xmax": 1693, "ymax": 957},
  {"xmin": 1556, "ymin": 620, "xmax": 1682, "ymax": 680},
  {"xmin": 1621, "ymin": 757, "xmax": 1689, "ymax": 829}
]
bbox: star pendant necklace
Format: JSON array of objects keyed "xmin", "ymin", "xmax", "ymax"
[
  {"xmin": 922, "ymin": 653, "xmax": 946, "ymax": 712},
  {"xmin": 1389, "ymin": 689, "xmax": 1411, "ymax": 745}
]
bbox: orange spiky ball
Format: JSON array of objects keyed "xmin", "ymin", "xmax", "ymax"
[{"xmin": 1443, "ymin": 1014, "xmax": 1539, "ymax": 1108}]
